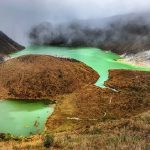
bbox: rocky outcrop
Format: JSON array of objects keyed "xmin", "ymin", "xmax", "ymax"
[
  {"xmin": 0, "ymin": 55, "xmax": 99, "ymax": 99},
  {"xmin": 120, "ymin": 50, "xmax": 150, "ymax": 68},
  {"xmin": 0, "ymin": 31, "xmax": 25, "ymax": 54},
  {"xmin": 46, "ymin": 70, "xmax": 150, "ymax": 133}
]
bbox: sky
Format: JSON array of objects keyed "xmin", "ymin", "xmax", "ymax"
[{"xmin": 0, "ymin": 0, "xmax": 150, "ymax": 45}]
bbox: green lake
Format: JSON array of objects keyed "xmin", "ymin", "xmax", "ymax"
[
  {"xmin": 0, "ymin": 46, "xmax": 149, "ymax": 137},
  {"xmin": 0, "ymin": 100, "xmax": 54, "ymax": 136},
  {"xmin": 11, "ymin": 46, "xmax": 150, "ymax": 86}
]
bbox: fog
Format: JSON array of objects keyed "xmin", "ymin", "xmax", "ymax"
[{"xmin": 1, "ymin": 0, "xmax": 150, "ymax": 45}]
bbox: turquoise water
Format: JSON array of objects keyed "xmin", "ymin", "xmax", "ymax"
[
  {"xmin": 11, "ymin": 46, "xmax": 150, "ymax": 86},
  {"xmin": 0, "ymin": 100, "xmax": 54, "ymax": 136},
  {"xmin": 0, "ymin": 46, "xmax": 149, "ymax": 137}
]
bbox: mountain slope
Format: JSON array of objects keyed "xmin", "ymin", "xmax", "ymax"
[{"xmin": 0, "ymin": 31, "xmax": 25, "ymax": 54}]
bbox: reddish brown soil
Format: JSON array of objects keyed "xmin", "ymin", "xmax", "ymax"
[
  {"xmin": 46, "ymin": 70, "xmax": 150, "ymax": 133},
  {"xmin": 0, "ymin": 55, "xmax": 99, "ymax": 99}
]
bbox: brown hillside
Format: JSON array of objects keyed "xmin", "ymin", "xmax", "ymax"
[
  {"xmin": 105, "ymin": 70, "xmax": 150, "ymax": 92},
  {"xmin": 0, "ymin": 68, "xmax": 150, "ymax": 149},
  {"xmin": 0, "ymin": 55, "xmax": 99, "ymax": 99},
  {"xmin": 46, "ymin": 70, "xmax": 150, "ymax": 133}
]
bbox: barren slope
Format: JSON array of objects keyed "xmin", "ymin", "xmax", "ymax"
[
  {"xmin": 46, "ymin": 70, "xmax": 150, "ymax": 133},
  {"xmin": 0, "ymin": 55, "xmax": 99, "ymax": 99}
]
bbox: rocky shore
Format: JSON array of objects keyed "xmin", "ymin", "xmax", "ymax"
[{"xmin": 119, "ymin": 50, "xmax": 150, "ymax": 68}]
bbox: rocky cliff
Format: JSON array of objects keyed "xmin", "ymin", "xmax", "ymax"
[{"xmin": 0, "ymin": 31, "xmax": 25, "ymax": 54}]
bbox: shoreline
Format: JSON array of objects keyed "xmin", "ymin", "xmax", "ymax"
[{"xmin": 117, "ymin": 58, "xmax": 150, "ymax": 69}]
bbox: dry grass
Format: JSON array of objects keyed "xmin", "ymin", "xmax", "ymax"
[
  {"xmin": 0, "ymin": 55, "xmax": 99, "ymax": 99},
  {"xmin": 46, "ymin": 82, "xmax": 150, "ymax": 133},
  {"xmin": 0, "ymin": 111, "xmax": 150, "ymax": 150},
  {"xmin": 0, "ymin": 63, "xmax": 149, "ymax": 149},
  {"xmin": 52, "ymin": 111, "xmax": 150, "ymax": 150}
]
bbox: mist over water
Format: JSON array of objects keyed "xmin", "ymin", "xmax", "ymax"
[{"xmin": 29, "ymin": 13, "xmax": 150, "ymax": 54}]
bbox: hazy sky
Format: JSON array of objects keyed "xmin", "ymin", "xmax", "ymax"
[{"xmin": 0, "ymin": 0, "xmax": 150, "ymax": 44}]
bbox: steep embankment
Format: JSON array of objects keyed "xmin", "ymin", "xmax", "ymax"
[
  {"xmin": 0, "ymin": 31, "xmax": 25, "ymax": 54},
  {"xmin": 0, "ymin": 55, "xmax": 99, "ymax": 99},
  {"xmin": 46, "ymin": 70, "xmax": 150, "ymax": 133}
]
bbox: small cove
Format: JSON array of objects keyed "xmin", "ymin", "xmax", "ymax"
[{"xmin": 0, "ymin": 99, "xmax": 54, "ymax": 136}]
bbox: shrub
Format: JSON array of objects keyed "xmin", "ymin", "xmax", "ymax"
[{"xmin": 43, "ymin": 133, "xmax": 54, "ymax": 148}]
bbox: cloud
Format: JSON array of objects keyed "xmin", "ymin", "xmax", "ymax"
[{"xmin": 0, "ymin": 0, "xmax": 150, "ymax": 44}]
